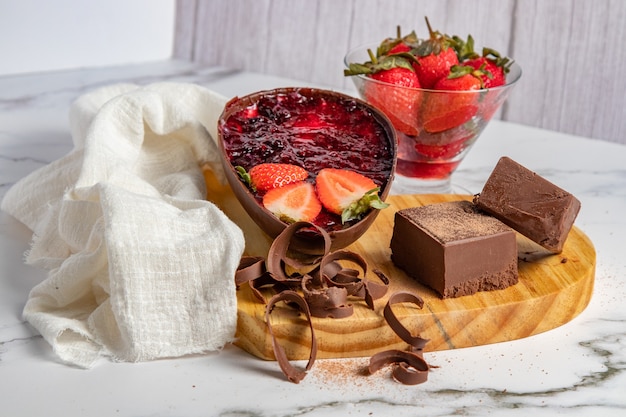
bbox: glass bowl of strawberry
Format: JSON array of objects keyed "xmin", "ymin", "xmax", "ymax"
[
  {"xmin": 344, "ymin": 19, "xmax": 522, "ymax": 194},
  {"xmin": 217, "ymin": 87, "xmax": 397, "ymax": 253}
]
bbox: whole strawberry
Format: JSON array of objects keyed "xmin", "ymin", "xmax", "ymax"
[
  {"xmin": 464, "ymin": 49, "xmax": 512, "ymax": 88},
  {"xmin": 411, "ymin": 17, "xmax": 459, "ymax": 89},
  {"xmin": 345, "ymin": 49, "xmax": 422, "ymax": 137},
  {"xmin": 366, "ymin": 67, "xmax": 421, "ymax": 136},
  {"xmin": 421, "ymin": 65, "xmax": 483, "ymax": 133}
]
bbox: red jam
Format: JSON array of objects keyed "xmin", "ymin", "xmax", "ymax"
[{"xmin": 220, "ymin": 89, "xmax": 394, "ymax": 230}]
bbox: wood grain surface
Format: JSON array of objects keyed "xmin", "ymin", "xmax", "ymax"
[{"xmin": 229, "ymin": 193, "xmax": 595, "ymax": 361}]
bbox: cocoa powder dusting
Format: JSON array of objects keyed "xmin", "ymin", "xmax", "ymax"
[{"xmin": 401, "ymin": 200, "xmax": 512, "ymax": 243}]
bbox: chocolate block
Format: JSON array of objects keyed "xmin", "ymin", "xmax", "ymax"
[
  {"xmin": 474, "ymin": 156, "xmax": 581, "ymax": 253},
  {"xmin": 390, "ymin": 201, "xmax": 518, "ymax": 299}
]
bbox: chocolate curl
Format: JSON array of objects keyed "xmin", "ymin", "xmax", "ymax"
[
  {"xmin": 368, "ymin": 349, "xmax": 429, "ymax": 385},
  {"xmin": 302, "ymin": 274, "xmax": 354, "ymax": 319},
  {"xmin": 235, "ymin": 256, "xmax": 266, "ymax": 288},
  {"xmin": 383, "ymin": 292, "xmax": 429, "ymax": 351},
  {"xmin": 368, "ymin": 291, "xmax": 431, "ymax": 385},
  {"xmin": 266, "ymin": 222, "xmax": 331, "ymax": 282},
  {"xmin": 265, "ymin": 290, "xmax": 318, "ymax": 384},
  {"xmin": 320, "ymin": 250, "xmax": 390, "ymax": 310}
]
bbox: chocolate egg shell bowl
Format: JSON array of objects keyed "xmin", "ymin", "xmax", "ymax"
[{"xmin": 217, "ymin": 87, "xmax": 398, "ymax": 253}]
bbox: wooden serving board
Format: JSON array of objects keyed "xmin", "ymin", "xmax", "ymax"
[{"xmin": 206, "ymin": 172, "xmax": 596, "ymax": 361}]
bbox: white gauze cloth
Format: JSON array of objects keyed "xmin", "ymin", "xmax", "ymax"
[{"xmin": 1, "ymin": 82, "xmax": 245, "ymax": 368}]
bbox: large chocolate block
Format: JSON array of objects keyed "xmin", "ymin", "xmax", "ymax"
[
  {"xmin": 390, "ymin": 201, "xmax": 518, "ymax": 299},
  {"xmin": 474, "ymin": 156, "xmax": 581, "ymax": 253}
]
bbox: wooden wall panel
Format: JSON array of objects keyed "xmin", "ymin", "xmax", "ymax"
[
  {"xmin": 506, "ymin": 0, "xmax": 626, "ymax": 143},
  {"xmin": 174, "ymin": 0, "xmax": 626, "ymax": 144},
  {"xmin": 173, "ymin": 0, "xmax": 197, "ymax": 61}
]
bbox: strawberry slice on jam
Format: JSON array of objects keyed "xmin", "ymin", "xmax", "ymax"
[
  {"xmin": 262, "ymin": 181, "xmax": 322, "ymax": 223},
  {"xmin": 237, "ymin": 163, "xmax": 308, "ymax": 192},
  {"xmin": 315, "ymin": 168, "xmax": 388, "ymax": 224}
]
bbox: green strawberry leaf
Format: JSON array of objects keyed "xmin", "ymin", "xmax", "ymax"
[
  {"xmin": 344, "ymin": 53, "xmax": 416, "ymax": 76},
  {"xmin": 341, "ymin": 187, "xmax": 389, "ymax": 224},
  {"xmin": 235, "ymin": 166, "xmax": 255, "ymax": 192}
]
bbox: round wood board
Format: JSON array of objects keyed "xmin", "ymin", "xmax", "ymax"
[{"xmin": 208, "ymin": 178, "xmax": 596, "ymax": 361}]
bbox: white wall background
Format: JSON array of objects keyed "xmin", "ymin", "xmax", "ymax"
[{"xmin": 0, "ymin": 0, "xmax": 176, "ymax": 76}]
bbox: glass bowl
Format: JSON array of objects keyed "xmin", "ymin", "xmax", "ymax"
[{"xmin": 345, "ymin": 43, "xmax": 522, "ymax": 194}]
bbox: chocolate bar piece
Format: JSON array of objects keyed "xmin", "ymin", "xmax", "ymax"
[
  {"xmin": 474, "ymin": 156, "xmax": 581, "ymax": 253},
  {"xmin": 390, "ymin": 201, "xmax": 518, "ymax": 299}
]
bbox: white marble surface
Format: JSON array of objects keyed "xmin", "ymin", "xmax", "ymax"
[{"xmin": 1, "ymin": 60, "xmax": 625, "ymax": 416}]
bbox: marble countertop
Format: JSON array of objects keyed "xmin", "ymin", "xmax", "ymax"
[{"xmin": 1, "ymin": 60, "xmax": 625, "ymax": 416}]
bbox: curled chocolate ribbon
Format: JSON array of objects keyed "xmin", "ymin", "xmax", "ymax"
[
  {"xmin": 265, "ymin": 290, "xmax": 318, "ymax": 384},
  {"xmin": 266, "ymin": 221, "xmax": 331, "ymax": 282},
  {"xmin": 383, "ymin": 292, "xmax": 429, "ymax": 351},
  {"xmin": 368, "ymin": 291, "xmax": 431, "ymax": 385},
  {"xmin": 320, "ymin": 250, "xmax": 390, "ymax": 310},
  {"xmin": 369, "ymin": 349, "xmax": 429, "ymax": 385},
  {"xmin": 234, "ymin": 256, "xmax": 266, "ymax": 288}
]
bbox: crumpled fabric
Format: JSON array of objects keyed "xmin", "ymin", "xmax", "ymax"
[{"xmin": 1, "ymin": 82, "xmax": 245, "ymax": 368}]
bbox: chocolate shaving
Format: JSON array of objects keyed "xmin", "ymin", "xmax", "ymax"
[
  {"xmin": 302, "ymin": 274, "xmax": 354, "ymax": 318},
  {"xmin": 319, "ymin": 250, "xmax": 390, "ymax": 310},
  {"xmin": 368, "ymin": 291, "xmax": 431, "ymax": 385},
  {"xmin": 266, "ymin": 221, "xmax": 330, "ymax": 281},
  {"xmin": 234, "ymin": 256, "xmax": 266, "ymax": 288},
  {"xmin": 368, "ymin": 349, "xmax": 429, "ymax": 385},
  {"xmin": 232, "ymin": 222, "xmax": 421, "ymax": 384},
  {"xmin": 383, "ymin": 292, "xmax": 429, "ymax": 351},
  {"xmin": 265, "ymin": 290, "xmax": 317, "ymax": 384}
]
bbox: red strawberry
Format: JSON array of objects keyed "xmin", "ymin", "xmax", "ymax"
[
  {"xmin": 345, "ymin": 47, "xmax": 421, "ymax": 136},
  {"xmin": 413, "ymin": 46, "xmax": 459, "ymax": 89},
  {"xmin": 369, "ymin": 66, "xmax": 420, "ymax": 89},
  {"xmin": 421, "ymin": 66, "xmax": 482, "ymax": 133},
  {"xmin": 365, "ymin": 67, "xmax": 421, "ymax": 137},
  {"xmin": 315, "ymin": 168, "xmax": 388, "ymax": 223},
  {"xmin": 414, "ymin": 133, "xmax": 473, "ymax": 160},
  {"xmin": 388, "ymin": 42, "xmax": 412, "ymax": 55},
  {"xmin": 237, "ymin": 163, "xmax": 308, "ymax": 192},
  {"xmin": 460, "ymin": 45, "xmax": 512, "ymax": 89},
  {"xmin": 262, "ymin": 181, "xmax": 322, "ymax": 223},
  {"xmin": 377, "ymin": 26, "xmax": 420, "ymax": 56},
  {"xmin": 412, "ymin": 18, "xmax": 459, "ymax": 89},
  {"xmin": 465, "ymin": 57, "xmax": 506, "ymax": 88}
]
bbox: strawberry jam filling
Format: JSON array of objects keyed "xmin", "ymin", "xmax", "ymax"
[{"xmin": 221, "ymin": 89, "xmax": 394, "ymax": 231}]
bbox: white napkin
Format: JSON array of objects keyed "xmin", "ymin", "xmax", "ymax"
[{"xmin": 1, "ymin": 82, "xmax": 245, "ymax": 368}]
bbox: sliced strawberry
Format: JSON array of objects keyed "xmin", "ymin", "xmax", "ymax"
[
  {"xmin": 262, "ymin": 181, "xmax": 322, "ymax": 223},
  {"xmin": 238, "ymin": 163, "xmax": 308, "ymax": 192},
  {"xmin": 315, "ymin": 168, "xmax": 388, "ymax": 223}
]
